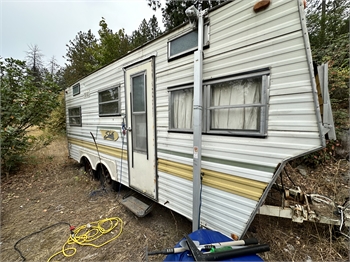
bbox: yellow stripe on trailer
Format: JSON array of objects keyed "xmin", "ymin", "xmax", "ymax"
[
  {"xmin": 68, "ymin": 137, "xmax": 128, "ymax": 160},
  {"xmin": 158, "ymin": 158, "xmax": 267, "ymax": 201}
]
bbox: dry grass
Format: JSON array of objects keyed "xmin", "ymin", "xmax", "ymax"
[
  {"xmin": 248, "ymin": 159, "xmax": 350, "ymax": 261},
  {"xmin": 1, "ymin": 135, "xmax": 349, "ymax": 261},
  {"xmin": 247, "ymin": 216, "xmax": 349, "ymax": 261},
  {"xmin": 1, "ymin": 136, "xmax": 191, "ymax": 261},
  {"xmin": 26, "ymin": 126, "xmax": 44, "ymax": 137}
]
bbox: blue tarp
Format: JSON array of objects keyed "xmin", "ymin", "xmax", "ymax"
[{"xmin": 164, "ymin": 229, "xmax": 263, "ymax": 261}]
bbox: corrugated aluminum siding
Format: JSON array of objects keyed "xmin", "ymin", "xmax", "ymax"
[
  {"xmin": 156, "ymin": 0, "xmax": 321, "ymax": 237},
  {"xmin": 66, "ymin": 0, "xmax": 322, "ymax": 238}
]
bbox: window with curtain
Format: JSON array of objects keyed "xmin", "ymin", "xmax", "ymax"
[
  {"xmin": 209, "ymin": 77, "xmax": 261, "ymax": 131},
  {"xmin": 168, "ymin": 71, "xmax": 268, "ymax": 136},
  {"xmin": 169, "ymin": 87, "xmax": 193, "ymax": 130},
  {"xmin": 98, "ymin": 86, "xmax": 120, "ymax": 116}
]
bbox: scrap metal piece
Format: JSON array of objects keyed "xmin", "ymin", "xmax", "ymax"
[{"xmin": 291, "ymin": 204, "xmax": 308, "ymax": 223}]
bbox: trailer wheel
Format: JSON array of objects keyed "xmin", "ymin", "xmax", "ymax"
[
  {"xmin": 82, "ymin": 157, "xmax": 96, "ymax": 180},
  {"xmin": 99, "ymin": 165, "xmax": 117, "ymax": 191}
]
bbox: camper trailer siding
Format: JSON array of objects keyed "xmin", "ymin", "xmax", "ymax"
[
  {"xmin": 157, "ymin": 0, "xmax": 322, "ymax": 237},
  {"xmin": 200, "ymin": 185, "xmax": 258, "ymax": 234},
  {"xmin": 207, "ymin": 1, "xmax": 301, "ymax": 57},
  {"xmin": 158, "ymin": 172, "xmax": 193, "ymax": 218},
  {"xmin": 199, "ymin": 3, "xmax": 318, "ymax": 147},
  {"xmin": 66, "ymin": 0, "xmax": 323, "ymax": 238}
]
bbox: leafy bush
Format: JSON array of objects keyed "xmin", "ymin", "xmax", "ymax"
[
  {"xmin": 0, "ymin": 58, "xmax": 60, "ymax": 175},
  {"xmin": 45, "ymin": 92, "xmax": 66, "ymax": 135},
  {"xmin": 301, "ymin": 0, "xmax": 349, "ymax": 166}
]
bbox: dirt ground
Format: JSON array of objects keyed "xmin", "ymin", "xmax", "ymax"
[{"xmin": 1, "ymin": 135, "xmax": 349, "ymax": 261}]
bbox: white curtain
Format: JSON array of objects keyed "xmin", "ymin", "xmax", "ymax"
[
  {"xmin": 172, "ymin": 88, "xmax": 193, "ymax": 129},
  {"xmin": 211, "ymin": 78, "xmax": 261, "ymax": 130}
]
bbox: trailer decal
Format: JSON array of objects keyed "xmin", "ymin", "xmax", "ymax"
[{"xmin": 100, "ymin": 130, "xmax": 119, "ymax": 141}]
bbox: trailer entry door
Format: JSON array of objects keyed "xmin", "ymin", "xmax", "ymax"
[{"xmin": 124, "ymin": 58, "xmax": 157, "ymax": 200}]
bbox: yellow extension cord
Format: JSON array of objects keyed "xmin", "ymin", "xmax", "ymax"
[{"xmin": 47, "ymin": 217, "xmax": 123, "ymax": 262}]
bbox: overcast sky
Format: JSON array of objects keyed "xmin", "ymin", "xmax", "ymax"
[{"xmin": 0, "ymin": 0, "xmax": 164, "ymax": 67}]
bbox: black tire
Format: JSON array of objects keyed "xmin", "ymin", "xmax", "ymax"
[
  {"xmin": 99, "ymin": 165, "xmax": 118, "ymax": 191},
  {"xmin": 83, "ymin": 157, "xmax": 97, "ymax": 180}
]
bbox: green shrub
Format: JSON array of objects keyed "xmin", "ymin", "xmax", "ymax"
[
  {"xmin": 45, "ymin": 92, "xmax": 66, "ymax": 135},
  {"xmin": 0, "ymin": 58, "xmax": 60, "ymax": 175}
]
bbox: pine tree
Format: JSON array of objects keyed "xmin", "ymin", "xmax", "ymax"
[{"xmin": 63, "ymin": 30, "xmax": 98, "ymax": 86}]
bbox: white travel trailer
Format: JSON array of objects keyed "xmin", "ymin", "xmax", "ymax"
[{"xmin": 65, "ymin": 0, "xmax": 337, "ymax": 238}]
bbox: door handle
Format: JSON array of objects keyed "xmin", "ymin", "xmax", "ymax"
[{"xmin": 127, "ymin": 127, "xmax": 132, "ymax": 132}]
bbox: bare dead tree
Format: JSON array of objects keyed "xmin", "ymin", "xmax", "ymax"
[
  {"xmin": 26, "ymin": 44, "xmax": 44, "ymax": 86},
  {"xmin": 47, "ymin": 56, "xmax": 59, "ymax": 76}
]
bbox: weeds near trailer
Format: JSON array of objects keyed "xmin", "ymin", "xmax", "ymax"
[
  {"xmin": 301, "ymin": 138, "xmax": 348, "ymax": 168},
  {"xmin": 1, "ymin": 135, "xmax": 349, "ymax": 261},
  {"xmin": 248, "ymin": 215, "xmax": 349, "ymax": 261},
  {"xmin": 248, "ymin": 157, "xmax": 350, "ymax": 261},
  {"xmin": 0, "ymin": 135, "xmax": 191, "ymax": 261}
]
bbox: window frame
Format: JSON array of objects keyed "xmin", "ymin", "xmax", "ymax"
[
  {"xmin": 205, "ymin": 72, "xmax": 269, "ymax": 137},
  {"xmin": 72, "ymin": 83, "xmax": 80, "ymax": 96},
  {"xmin": 130, "ymin": 71, "xmax": 148, "ymax": 154},
  {"xmin": 168, "ymin": 70, "xmax": 270, "ymax": 137},
  {"xmin": 168, "ymin": 84, "xmax": 195, "ymax": 132},
  {"xmin": 98, "ymin": 85, "xmax": 121, "ymax": 117},
  {"xmin": 68, "ymin": 106, "xmax": 82, "ymax": 127},
  {"xmin": 167, "ymin": 23, "xmax": 210, "ymax": 61}
]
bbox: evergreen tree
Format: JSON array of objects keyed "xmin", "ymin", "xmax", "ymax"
[
  {"xmin": 95, "ymin": 18, "xmax": 131, "ymax": 66},
  {"xmin": 148, "ymin": 0, "xmax": 224, "ymax": 31},
  {"xmin": 131, "ymin": 19, "xmax": 150, "ymax": 48},
  {"xmin": 306, "ymin": 0, "xmax": 349, "ymax": 137},
  {"xmin": 0, "ymin": 58, "xmax": 60, "ymax": 174},
  {"xmin": 148, "ymin": 15, "xmax": 162, "ymax": 40},
  {"xmin": 147, "ymin": 0, "xmax": 161, "ymax": 11},
  {"xmin": 63, "ymin": 30, "xmax": 98, "ymax": 86},
  {"xmin": 130, "ymin": 16, "xmax": 162, "ymax": 49},
  {"xmin": 306, "ymin": 0, "xmax": 349, "ymax": 67}
]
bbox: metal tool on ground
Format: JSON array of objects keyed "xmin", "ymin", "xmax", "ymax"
[
  {"xmin": 184, "ymin": 234, "xmax": 270, "ymax": 261},
  {"xmin": 147, "ymin": 237, "xmax": 259, "ymax": 256},
  {"xmin": 179, "ymin": 237, "xmax": 259, "ymax": 252}
]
